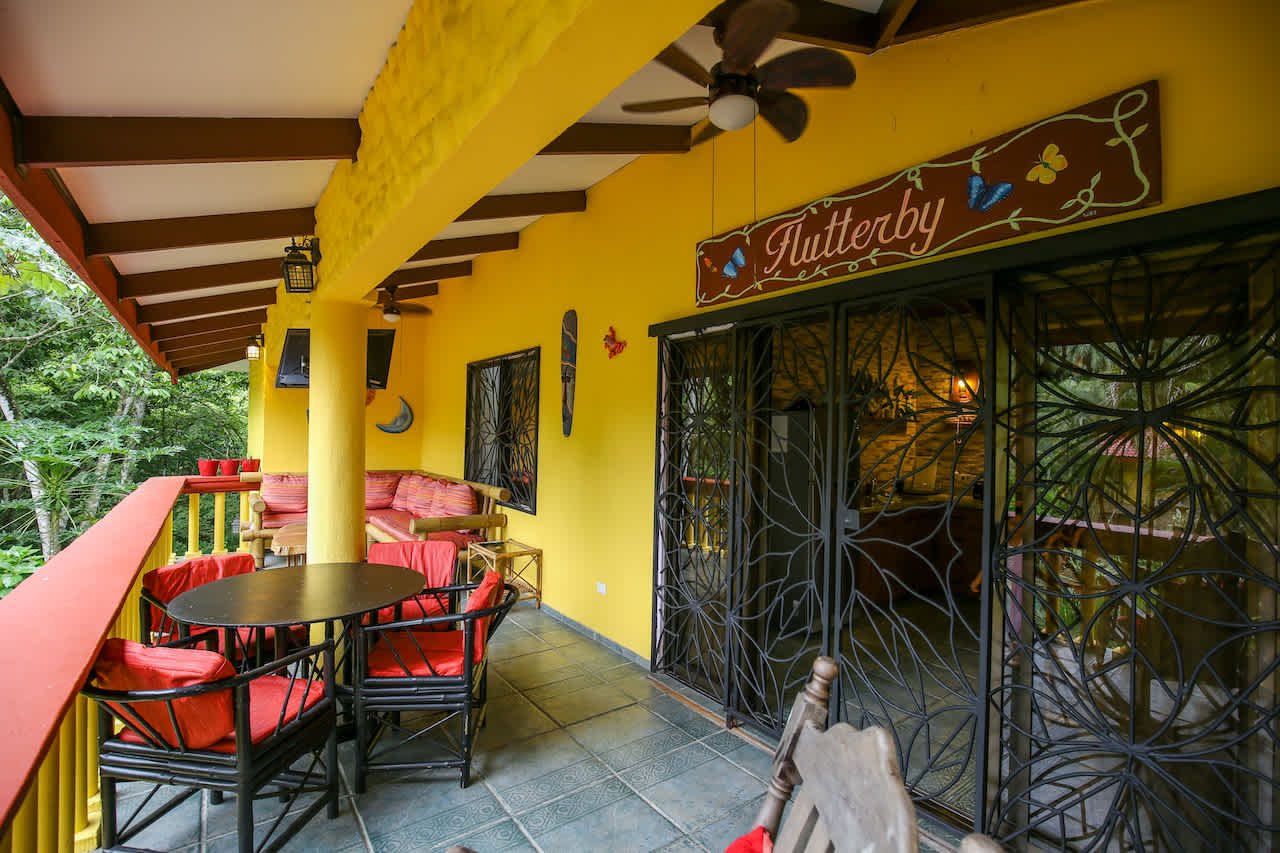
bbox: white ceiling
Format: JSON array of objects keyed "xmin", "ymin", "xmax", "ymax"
[
  {"xmin": 110, "ymin": 239, "xmax": 289, "ymax": 275},
  {"xmin": 135, "ymin": 280, "xmax": 278, "ymax": 307}
]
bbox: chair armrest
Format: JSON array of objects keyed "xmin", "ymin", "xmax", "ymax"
[
  {"xmin": 249, "ymin": 496, "xmax": 266, "ymax": 515},
  {"xmin": 411, "ymin": 513, "xmax": 507, "ymax": 535}
]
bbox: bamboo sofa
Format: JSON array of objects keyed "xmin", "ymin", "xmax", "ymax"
[{"xmin": 240, "ymin": 471, "xmax": 508, "ymax": 566}]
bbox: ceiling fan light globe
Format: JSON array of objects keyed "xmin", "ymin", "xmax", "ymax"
[
  {"xmin": 709, "ymin": 94, "xmax": 758, "ymax": 131},
  {"xmin": 382, "ymin": 305, "xmax": 401, "ymax": 323}
]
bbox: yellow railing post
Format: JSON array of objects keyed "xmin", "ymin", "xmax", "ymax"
[
  {"xmin": 211, "ymin": 492, "xmax": 227, "ymax": 555},
  {"xmin": 238, "ymin": 490, "xmax": 250, "ymax": 552},
  {"xmin": 35, "ymin": 736, "xmax": 55, "ymax": 852},
  {"xmin": 184, "ymin": 493, "xmax": 201, "ymax": 558}
]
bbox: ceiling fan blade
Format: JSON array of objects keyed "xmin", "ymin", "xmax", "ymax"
[
  {"xmin": 758, "ymin": 47, "xmax": 856, "ymax": 90},
  {"xmin": 621, "ymin": 96, "xmax": 710, "ymax": 114},
  {"xmin": 721, "ymin": 0, "xmax": 797, "ymax": 74},
  {"xmin": 399, "ymin": 304, "xmax": 432, "ymax": 315},
  {"xmin": 690, "ymin": 120, "xmax": 726, "ymax": 147},
  {"xmin": 655, "ymin": 44, "xmax": 713, "ymax": 87},
  {"xmin": 759, "ymin": 89, "xmax": 809, "ymax": 142}
]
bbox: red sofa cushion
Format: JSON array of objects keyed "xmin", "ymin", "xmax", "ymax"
[
  {"xmin": 261, "ymin": 510, "xmax": 309, "ymax": 529},
  {"xmin": 366, "ymin": 508, "xmax": 417, "ymax": 542},
  {"xmin": 366, "ymin": 629, "xmax": 479, "ymax": 678},
  {"xmin": 93, "ymin": 639, "xmax": 235, "ymax": 750},
  {"xmin": 406, "ymin": 476, "xmax": 441, "ymax": 517},
  {"xmin": 392, "ymin": 473, "xmax": 426, "ymax": 512},
  {"xmin": 365, "ymin": 473, "xmax": 401, "ymax": 510},
  {"xmin": 261, "ymin": 474, "xmax": 308, "ymax": 513},
  {"xmin": 436, "ymin": 481, "xmax": 477, "ymax": 532}
]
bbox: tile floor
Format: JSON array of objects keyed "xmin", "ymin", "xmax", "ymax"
[{"xmin": 105, "ymin": 601, "xmax": 962, "ymax": 852}]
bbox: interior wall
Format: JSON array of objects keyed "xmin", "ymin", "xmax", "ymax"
[{"xmin": 378, "ymin": 0, "xmax": 1277, "ymax": 656}]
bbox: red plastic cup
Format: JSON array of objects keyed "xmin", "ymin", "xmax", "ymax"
[
  {"xmin": 197, "ymin": 459, "xmax": 218, "ymax": 476},
  {"xmin": 218, "ymin": 459, "xmax": 240, "ymax": 475}
]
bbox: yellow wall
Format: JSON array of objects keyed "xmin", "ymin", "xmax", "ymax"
[
  {"xmin": 257, "ymin": 293, "xmax": 428, "ymax": 473},
  {"xmin": 414, "ymin": 0, "xmax": 1280, "ymax": 658}
]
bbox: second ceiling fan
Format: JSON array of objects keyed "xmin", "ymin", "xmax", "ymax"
[
  {"xmin": 622, "ymin": 0, "xmax": 857, "ymax": 145},
  {"xmin": 372, "ymin": 285, "xmax": 431, "ymax": 323}
]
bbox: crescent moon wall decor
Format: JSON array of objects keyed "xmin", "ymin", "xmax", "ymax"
[{"xmin": 376, "ymin": 396, "xmax": 414, "ymax": 434}]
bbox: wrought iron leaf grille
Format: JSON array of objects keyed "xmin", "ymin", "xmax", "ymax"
[
  {"xmin": 464, "ymin": 347, "xmax": 539, "ymax": 514},
  {"xmin": 653, "ymin": 228, "xmax": 1280, "ymax": 849}
]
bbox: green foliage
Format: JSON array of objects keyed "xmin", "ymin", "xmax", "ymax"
[{"xmin": 0, "ymin": 544, "xmax": 40, "ymax": 594}]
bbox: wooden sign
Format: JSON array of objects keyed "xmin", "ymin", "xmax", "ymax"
[{"xmin": 696, "ymin": 82, "xmax": 1162, "ymax": 306}]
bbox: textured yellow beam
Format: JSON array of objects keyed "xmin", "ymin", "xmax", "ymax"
[{"xmin": 313, "ymin": 0, "xmax": 716, "ymax": 304}]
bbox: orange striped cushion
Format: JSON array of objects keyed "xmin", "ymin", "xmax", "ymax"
[
  {"xmin": 406, "ymin": 477, "xmax": 440, "ymax": 517},
  {"xmin": 365, "ymin": 473, "xmax": 401, "ymax": 509},
  {"xmin": 392, "ymin": 474, "xmax": 424, "ymax": 512},
  {"xmin": 437, "ymin": 482, "xmax": 477, "ymax": 518},
  {"xmin": 261, "ymin": 474, "xmax": 308, "ymax": 513}
]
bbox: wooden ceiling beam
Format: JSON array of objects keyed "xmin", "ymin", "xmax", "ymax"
[
  {"xmin": 389, "ymin": 282, "xmax": 440, "ymax": 302},
  {"xmin": 457, "ymin": 191, "xmax": 587, "ymax": 222},
  {"xmin": 540, "ymin": 123, "xmax": 690, "ymax": 155},
  {"xmin": 410, "ymin": 232, "xmax": 519, "ymax": 263},
  {"xmin": 86, "ymin": 207, "xmax": 314, "ymax": 256},
  {"xmin": 378, "ymin": 261, "xmax": 471, "ymax": 291},
  {"xmin": 172, "ymin": 350, "xmax": 246, "ymax": 371},
  {"xmin": 159, "ymin": 328, "xmax": 259, "ymax": 354},
  {"xmin": 162, "ymin": 340, "xmax": 252, "ymax": 361},
  {"xmin": 146, "ymin": 311, "xmax": 268, "ymax": 341},
  {"xmin": 893, "ymin": 0, "xmax": 1090, "ymax": 43},
  {"xmin": 701, "ymin": 1, "xmax": 879, "ymax": 54},
  {"xmin": 21, "ymin": 117, "xmax": 359, "ymax": 168},
  {"xmin": 118, "ymin": 257, "xmax": 281, "ymax": 300},
  {"xmin": 136, "ymin": 287, "xmax": 276, "ymax": 325},
  {"xmin": 875, "ymin": 0, "xmax": 921, "ymax": 49}
]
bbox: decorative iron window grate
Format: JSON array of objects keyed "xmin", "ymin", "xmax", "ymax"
[{"xmin": 464, "ymin": 347, "xmax": 539, "ymax": 514}]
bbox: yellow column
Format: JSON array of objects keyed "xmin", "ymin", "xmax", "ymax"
[
  {"xmin": 211, "ymin": 492, "xmax": 227, "ymax": 554},
  {"xmin": 184, "ymin": 493, "xmax": 201, "ymax": 557},
  {"xmin": 306, "ymin": 299, "xmax": 367, "ymax": 563}
]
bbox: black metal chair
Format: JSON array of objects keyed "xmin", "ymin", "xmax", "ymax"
[
  {"xmin": 82, "ymin": 634, "xmax": 338, "ymax": 853},
  {"xmin": 351, "ymin": 575, "xmax": 519, "ymax": 790}
]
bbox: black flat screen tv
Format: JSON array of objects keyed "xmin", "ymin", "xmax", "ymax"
[{"xmin": 274, "ymin": 328, "xmax": 396, "ymax": 389}]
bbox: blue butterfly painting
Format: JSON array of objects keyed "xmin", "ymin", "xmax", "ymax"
[
  {"xmin": 967, "ymin": 174, "xmax": 1013, "ymax": 213},
  {"xmin": 722, "ymin": 247, "xmax": 746, "ymax": 279}
]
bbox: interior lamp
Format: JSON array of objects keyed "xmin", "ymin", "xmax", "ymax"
[
  {"xmin": 382, "ymin": 303, "xmax": 401, "ymax": 323},
  {"xmin": 245, "ymin": 333, "xmax": 264, "ymax": 361},
  {"xmin": 282, "ymin": 238, "xmax": 321, "ymax": 293},
  {"xmin": 708, "ymin": 94, "xmax": 758, "ymax": 131}
]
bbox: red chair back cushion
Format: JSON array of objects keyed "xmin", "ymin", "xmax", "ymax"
[
  {"xmin": 463, "ymin": 570, "xmax": 504, "ymax": 656},
  {"xmin": 92, "ymin": 639, "xmax": 235, "ymax": 750},
  {"xmin": 365, "ymin": 473, "xmax": 402, "ymax": 510},
  {"xmin": 392, "ymin": 473, "xmax": 426, "ymax": 512},
  {"xmin": 142, "ymin": 554, "xmax": 256, "ymax": 631},
  {"xmin": 368, "ymin": 540, "xmax": 458, "ymax": 588},
  {"xmin": 261, "ymin": 474, "xmax": 308, "ymax": 513}
]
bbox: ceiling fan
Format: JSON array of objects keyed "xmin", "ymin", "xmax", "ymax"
[
  {"xmin": 621, "ymin": 0, "xmax": 856, "ymax": 144},
  {"xmin": 372, "ymin": 284, "xmax": 431, "ymax": 323}
]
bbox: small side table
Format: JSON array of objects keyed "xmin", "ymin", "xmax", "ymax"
[{"xmin": 468, "ymin": 539, "xmax": 542, "ymax": 608}]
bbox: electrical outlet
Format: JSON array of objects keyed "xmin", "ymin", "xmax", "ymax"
[{"xmin": 596, "ymin": 581, "xmax": 607, "ymax": 595}]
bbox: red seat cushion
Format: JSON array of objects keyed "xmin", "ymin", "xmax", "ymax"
[
  {"xmin": 261, "ymin": 510, "xmax": 309, "ymax": 530},
  {"xmin": 93, "ymin": 639, "xmax": 235, "ymax": 750},
  {"xmin": 203, "ymin": 675, "xmax": 326, "ymax": 753},
  {"xmin": 365, "ymin": 473, "xmax": 402, "ymax": 510},
  {"xmin": 261, "ymin": 474, "xmax": 308, "ymax": 513},
  {"xmin": 366, "ymin": 508, "xmax": 417, "ymax": 541},
  {"xmin": 366, "ymin": 629, "xmax": 478, "ymax": 677},
  {"xmin": 725, "ymin": 827, "xmax": 773, "ymax": 853}
]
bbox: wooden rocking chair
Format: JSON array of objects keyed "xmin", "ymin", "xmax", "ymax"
[{"xmin": 751, "ymin": 656, "xmax": 1002, "ymax": 853}]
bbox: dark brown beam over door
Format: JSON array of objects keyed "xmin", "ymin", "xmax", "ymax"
[
  {"xmin": 410, "ymin": 232, "xmax": 519, "ymax": 262},
  {"xmin": 136, "ymin": 288, "xmax": 276, "ymax": 325},
  {"xmin": 119, "ymin": 257, "xmax": 281, "ymax": 299},
  {"xmin": 160, "ymin": 328, "xmax": 259, "ymax": 354},
  {"xmin": 457, "ymin": 191, "xmax": 587, "ymax": 222},
  {"xmin": 162, "ymin": 340, "xmax": 252, "ymax": 361},
  {"xmin": 379, "ymin": 262, "xmax": 471, "ymax": 291},
  {"xmin": 87, "ymin": 208, "xmax": 315, "ymax": 256},
  {"xmin": 147, "ymin": 311, "xmax": 268, "ymax": 341},
  {"xmin": 894, "ymin": 0, "xmax": 1089, "ymax": 42},
  {"xmin": 875, "ymin": 0, "xmax": 920, "ymax": 48},
  {"xmin": 22, "ymin": 117, "xmax": 360, "ymax": 168},
  {"xmin": 540, "ymin": 123, "xmax": 690, "ymax": 155},
  {"xmin": 702, "ymin": 0, "xmax": 878, "ymax": 53}
]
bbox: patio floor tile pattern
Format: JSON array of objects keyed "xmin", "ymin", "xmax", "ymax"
[{"xmin": 96, "ymin": 601, "xmax": 971, "ymax": 852}]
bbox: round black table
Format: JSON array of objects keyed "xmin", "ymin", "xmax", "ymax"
[{"xmin": 168, "ymin": 562, "xmax": 424, "ymax": 628}]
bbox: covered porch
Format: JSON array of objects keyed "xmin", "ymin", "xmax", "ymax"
[{"xmin": 1, "ymin": 0, "xmax": 1278, "ymax": 850}]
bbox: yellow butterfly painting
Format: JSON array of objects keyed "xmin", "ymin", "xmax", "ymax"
[{"xmin": 1027, "ymin": 143, "xmax": 1068, "ymax": 184}]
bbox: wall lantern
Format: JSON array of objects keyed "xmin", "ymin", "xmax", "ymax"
[
  {"xmin": 950, "ymin": 360, "xmax": 980, "ymax": 406},
  {"xmin": 282, "ymin": 238, "xmax": 321, "ymax": 293},
  {"xmin": 245, "ymin": 333, "xmax": 265, "ymax": 361}
]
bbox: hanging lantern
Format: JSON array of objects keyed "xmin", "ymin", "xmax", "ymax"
[{"xmin": 282, "ymin": 238, "xmax": 321, "ymax": 293}]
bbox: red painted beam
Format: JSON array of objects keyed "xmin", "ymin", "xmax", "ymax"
[{"xmin": 0, "ymin": 98, "xmax": 174, "ymax": 378}]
